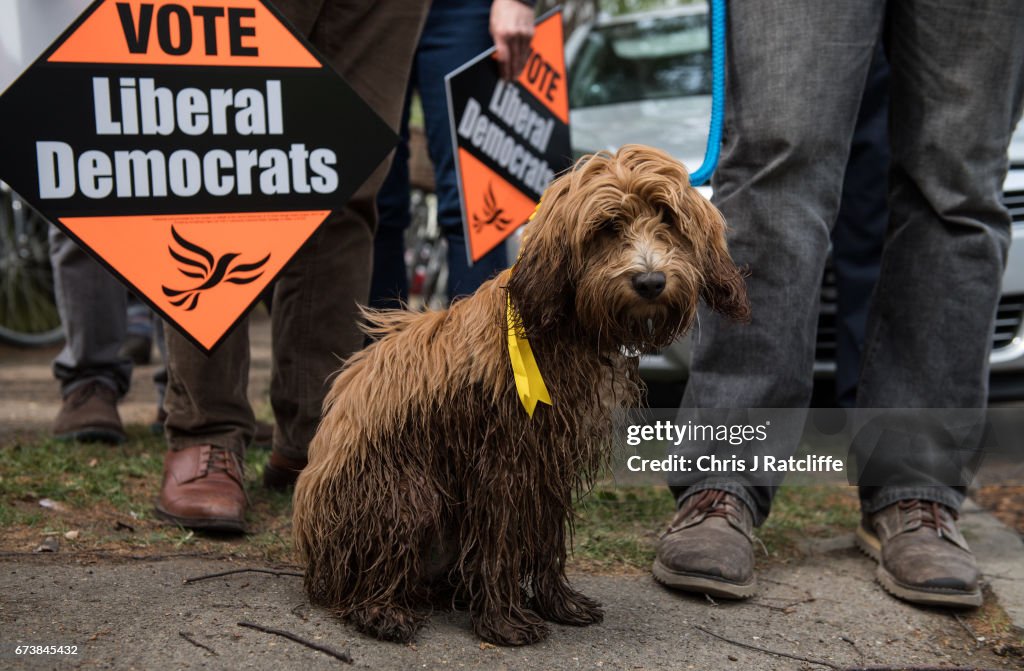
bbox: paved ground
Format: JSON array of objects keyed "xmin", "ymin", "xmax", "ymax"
[
  {"xmin": 2, "ymin": 314, "xmax": 1023, "ymax": 670},
  {"xmin": 0, "ymin": 310, "xmax": 274, "ymax": 442},
  {"xmin": 0, "ymin": 547, "xmax": 1019, "ymax": 671}
]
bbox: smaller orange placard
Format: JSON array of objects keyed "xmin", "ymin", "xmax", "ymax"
[
  {"xmin": 514, "ymin": 12, "xmax": 569, "ymax": 125},
  {"xmin": 458, "ymin": 149, "xmax": 538, "ymax": 263},
  {"xmin": 61, "ymin": 210, "xmax": 327, "ymax": 350}
]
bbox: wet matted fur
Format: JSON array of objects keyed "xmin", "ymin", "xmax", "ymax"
[{"xmin": 292, "ymin": 145, "xmax": 750, "ymax": 646}]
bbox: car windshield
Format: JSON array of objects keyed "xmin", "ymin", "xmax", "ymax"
[{"xmin": 570, "ymin": 12, "xmax": 711, "ymax": 109}]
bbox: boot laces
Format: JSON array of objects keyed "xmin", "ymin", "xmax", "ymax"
[
  {"xmin": 69, "ymin": 381, "xmax": 114, "ymax": 408},
  {"xmin": 681, "ymin": 489, "xmax": 735, "ymax": 521},
  {"xmin": 204, "ymin": 445, "xmax": 240, "ymax": 478},
  {"xmin": 898, "ymin": 499, "xmax": 956, "ymax": 539}
]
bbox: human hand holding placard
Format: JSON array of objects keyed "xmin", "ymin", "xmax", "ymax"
[{"xmin": 490, "ymin": 0, "xmax": 536, "ymax": 81}]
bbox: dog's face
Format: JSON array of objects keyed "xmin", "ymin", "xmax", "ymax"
[{"xmin": 508, "ymin": 145, "xmax": 749, "ymax": 353}]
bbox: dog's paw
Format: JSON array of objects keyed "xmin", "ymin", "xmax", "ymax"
[
  {"xmin": 347, "ymin": 604, "xmax": 424, "ymax": 643},
  {"xmin": 533, "ymin": 588, "xmax": 605, "ymax": 626},
  {"xmin": 473, "ymin": 608, "xmax": 550, "ymax": 646}
]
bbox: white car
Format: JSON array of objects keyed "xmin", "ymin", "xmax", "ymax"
[{"xmin": 566, "ymin": 4, "xmax": 1024, "ymax": 401}]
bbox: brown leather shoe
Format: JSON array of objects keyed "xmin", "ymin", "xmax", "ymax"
[
  {"xmin": 262, "ymin": 451, "xmax": 307, "ymax": 491},
  {"xmin": 53, "ymin": 381, "xmax": 126, "ymax": 445},
  {"xmin": 156, "ymin": 445, "xmax": 247, "ymax": 533},
  {"xmin": 653, "ymin": 489, "xmax": 757, "ymax": 599},
  {"xmin": 857, "ymin": 499, "xmax": 982, "ymax": 608}
]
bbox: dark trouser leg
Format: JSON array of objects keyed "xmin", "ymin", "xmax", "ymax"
[
  {"xmin": 270, "ymin": 1, "xmax": 428, "ymax": 462},
  {"xmin": 669, "ymin": 0, "xmax": 884, "ymax": 524},
  {"xmin": 164, "ymin": 0, "xmax": 428, "ymax": 460},
  {"xmin": 414, "ymin": 0, "xmax": 509, "ymax": 301},
  {"xmin": 49, "ymin": 227, "xmax": 131, "ymax": 397},
  {"xmin": 855, "ymin": 0, "xmax": 1024, "ymax": 513},
  {"xmin": 370, "ymin": 85, "xmax": 414, "ymax": 311},
  {"xmin": 832, "ymin": 44, "xmax": 890, "ymax": 408}
]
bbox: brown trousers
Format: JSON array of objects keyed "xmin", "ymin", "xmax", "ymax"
[{"xmin": 164, "ymin": 0, "xmax": 429, "ymax": 460}]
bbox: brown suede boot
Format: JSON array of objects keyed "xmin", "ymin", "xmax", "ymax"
[
  {"xmin": 155, "ymin": 445, "xmax": 247, "ymax": 533},
  {"xmin": 53, "ymin": 381, "xmax": 126, "ymax": 445},
  {"xmin": 653, "ymin": 489, "xmax": 757, "ymax": 599},
  {"xmin": 857, "ymin": 499, "xmax": 982, "ymax": 608}
]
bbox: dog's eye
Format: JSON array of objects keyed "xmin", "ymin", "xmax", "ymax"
[{"xmin": 596, "ymin": 218, "xmax": 620, "ymax": 234}]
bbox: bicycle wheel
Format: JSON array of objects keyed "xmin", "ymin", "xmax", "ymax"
[{"xmin": 0, "ymin": 181, "xmax": 64, "ymax": 347}]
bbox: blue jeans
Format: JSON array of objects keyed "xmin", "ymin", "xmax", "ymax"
[
  {"xmin": 372, "ymin": 0, "xmax": 508, "ymax": 308},
  {"xmin": 670, "ymin": 0, "xmax": 1024, "ymax": 524}
]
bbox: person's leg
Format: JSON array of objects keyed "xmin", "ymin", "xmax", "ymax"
[
  {"xmin": 831, "ymin": 43, "xmax": 890, "ymax": 408},
  {"xmin": 49, "ymin": 227, "xmax": 130, "ymax": 444},
  {"xmin": 122, "ymin": 294, "xmax": 154, "ymax": 365},
  {"xmin": 852, "ymin": 0, "xmax": 1024, "ymax": 607},
  {"xmin": 414, "ymin": 0, "xmax": 509, "ymax": 302},
  {"xmin": 656, "ymin": 0, "xmax": 884, "ymax": 598},
  {"xmin": 264, "ymin": 0, "xmax": 428, "ymax": 488},
  {"xmin": 370, "ymin": 87, "xmax": 414, "ymax": 311},
  {"xmin": 856, "ymin": 0, "xmax": 1024, "ymax": 508},
  {"xmin": 668, "ymin": 1, "xmax": 884, "ymax": 521}
]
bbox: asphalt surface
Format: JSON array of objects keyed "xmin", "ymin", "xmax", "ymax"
[
  {"xmin": 2, "ymin": 540, "xmax": 1021, "ymax": 671},
  {"xmin": 3, "ymin": 315, "xmax": 1023, "ymax": 670}
]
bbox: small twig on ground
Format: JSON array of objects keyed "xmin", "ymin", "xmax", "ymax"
[
  {"xmin": 179, "ymin": 631, "xmax": 217, "ymax": 656},
  {"xmin": 704, "ymin": 593, "xmax": 718, "ymax": 606},
  {"xmin": 951, "ymin": 612, "xmax": 981, "ymax": 648},
  {"xmin": 748, "ymin": 596, "xmax": 816, "ymax": 613},
  {"xmin": 290, "ymin": 602, "xmax": 310, "ymax": 621},
  {"xmin": 757, "ymin": 576, "xmax": 802, "ymax": 589},
  {"xmin": 0, "ymin": 550, "xmax": 228, "ymax": 561},
  {"xmin": 237, "ymin": 621, "xmax": 352, "ymax": 664},
  {"xmin": 693, "ymin": 624, "xmax": 841, "ymax": 670},
  {"xmin": 183, "ymin": 568, "xmax": 303, "ymax": 584}
]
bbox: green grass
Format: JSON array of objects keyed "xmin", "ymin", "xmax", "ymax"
[
  {"xmin": 571, "ymin": 482, "xmax": 860, "ymax": 571},
  {"xmin": 1, "ymin": 431, "xmax": 860, "ymax": 570},
  {"xmin": 0, "ymin": 430, "xmax": 295, "ymax": 561}
]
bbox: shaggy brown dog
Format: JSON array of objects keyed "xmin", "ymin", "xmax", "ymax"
[{"xmin": 292, "ymin": 145, "xmax": 749, "ymax": 646}]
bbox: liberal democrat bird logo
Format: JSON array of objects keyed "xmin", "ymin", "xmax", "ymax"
[
  {"xmin": 472, "ymin": 182, "xmax": 513, "ymax": 233},
  {"xmin": 161, "ymin": 226, "xmax": 269, "ymax": 311}
]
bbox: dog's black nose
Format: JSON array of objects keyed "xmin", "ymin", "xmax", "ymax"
[{"xmin": 632, "ymin": 272, "xmax": 666, "ymax": 299}]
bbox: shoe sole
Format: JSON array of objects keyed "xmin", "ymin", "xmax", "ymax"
[
  {"xmin": 154, "ymin": 504, "xmax": 246, "ymax": 534},
  {"xmin": 855, "ymin": 524, "xmax": 982, "ymax": 608},
  {"xmin": 652, "ymin": 558, "xmax": 757, "ymax": 599},
  {"xmin": 55, "ymin": 428, "xmax": 126, "ymax": 445}
]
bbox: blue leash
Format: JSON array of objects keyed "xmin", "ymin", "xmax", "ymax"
[{"xmin": 688, "ymin": 0, "xmax": 726, "ymax": 187}]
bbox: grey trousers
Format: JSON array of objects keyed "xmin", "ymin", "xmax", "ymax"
[
  {"xmin": 50, "ymin": 227, "xmax": 131, "ymax": 397},
  {"xmin": 670, "ymin": 0, "xmax": 1024, "ymax": 524},
  {"xmin": 163, "ymin": 0, "xmax": 429, "ymax": 459}
]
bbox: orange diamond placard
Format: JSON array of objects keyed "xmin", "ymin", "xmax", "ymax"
[
  {"xmin": 0, "ymin": 0, "xmax": 397, "ymax": 352},
  {"xmin": 446, "ymin": 9, "xmax": 572, "ymax": 263}
]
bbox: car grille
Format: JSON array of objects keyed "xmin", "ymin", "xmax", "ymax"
[
  {"xmin": 816, "ymin": 272, "xmax": 1023, "ymax": 362},
  {"xmin": 1006, "ymin": 189, "xmax": 1024, "ymax": 225},
  {"xmin": 815, "ymin": 265, "xmax": 838, "ymax": 364},
  {"xmin": 815, "ymin": 187, "xmax": 1024, "ymax": 363},
  {"xmin": 994, "ymin": 295, "xmax": 1024, "ymax": 349}
]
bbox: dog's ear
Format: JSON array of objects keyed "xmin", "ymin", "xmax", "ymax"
[
  {"xmin": 506, "ymin": 177, "xmax": 576, "ymax": 335},
  {"xmin": 678, "ymin": 188, "xmax": 751, "ymax": 323}
]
